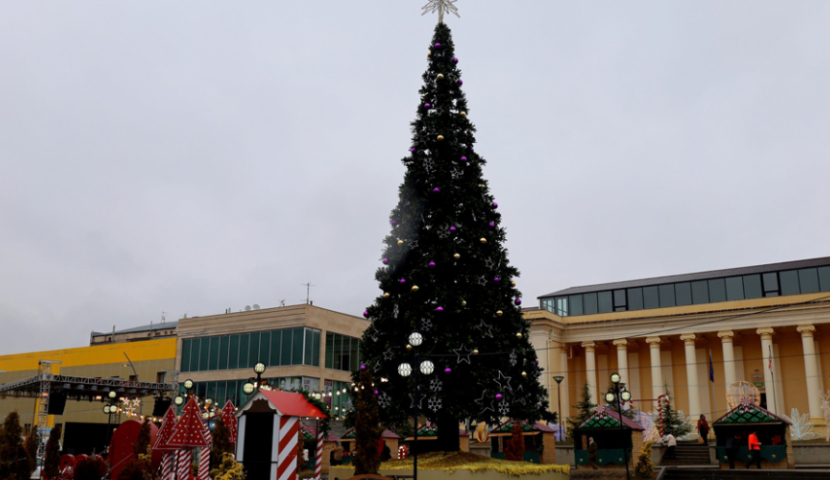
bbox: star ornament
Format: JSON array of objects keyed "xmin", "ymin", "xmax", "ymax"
[
  {"xmin": 422, "ymin": 0, "xmax": 460, "ymax": 23},
  {"xmin": 454, "ymin": 344, "xmax": 474, "ymax": 364}
]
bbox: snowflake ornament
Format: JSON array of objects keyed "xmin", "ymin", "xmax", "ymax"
[
  {"xmin": 378, "ymin": 392, "xmax": 392, "ymax": 409},
  {"xmin": 498, "ymin": 402, "xmax": 510, "ymax": 416},
  {"xmin": 428, "ymin": 397, "xmax": 443, "ymax": 412},
  {"xmin": 430, "ymin": 378, "xmax": 443, "ymax": 393},
  {"xmin": 509, "ymin": 350, "xmax": 518, "ymax": 367},
  {"xmin": 421, "ymin": 318, "xmax": 433, "ymax": 331}
]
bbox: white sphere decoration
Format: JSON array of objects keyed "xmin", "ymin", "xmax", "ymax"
[
  {"xmin": 409, "ymin": 332, "xmax": 424, "ymax": 347},
  {"xmin": 398, "ymin": 362, "xmax": 412, "ymax": 377},
  {"xmin": 420, "ymin": 360, "xmax": 435, "ymax": 375},
  {"xmin": 605, "ymin": 392, "xmax": 615, "ymax": 403}
]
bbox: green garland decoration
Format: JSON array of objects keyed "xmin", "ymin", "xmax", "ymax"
[{"xmin": 297, "ymin": 389, "xmax": 333, "ymax": 436}]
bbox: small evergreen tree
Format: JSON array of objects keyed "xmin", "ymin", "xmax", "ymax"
[
  {"xmin": 43, "ymin": 424, "xmax": 62, "ymax": 480},
  {"xmin": 211, "ymin": 416, "xmax": 234, "ymax": 468},
  {"xmin": 504, "ymin": 421, "xmax": 523, "ymax": 461},
  {"xmin": 634, "ymin": 441, "xmax": 654, "ymax": 478},
  {"xmin": 352, "ymin": 369, "xmax": 381, "ymax": 475},
  {"xmin": 210, "ymin": 452, "xmax": 246, "ymax": 480},
  {"xmin": 661, "ymin": 387, "xmax": 692, "ymax": 438},
  {"xmin": 24, "ymin": 430, "xmax": 39, "ymax": 476},
  {"xmin": 0, "ymin": 412, "xmax": 31, "ymax": 480},
  {"xmin": 567, "ymin": 383, "xmax": 597, "ymax": 438}
]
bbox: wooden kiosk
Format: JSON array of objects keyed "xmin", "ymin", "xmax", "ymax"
[
  {"xmin": 488, "ymin": 421, "xmax": 557, "ymax": 464},
  {"xmin": 573, "ymin": 406, "xmax": 644, "ymax": 469},
  {"xmin": 713, "ymin": 399, "xmax": 794, "ymax": 469},
  {"xmin": 235, "ymin": 390, "xmax": 328, "ymax": 480}
]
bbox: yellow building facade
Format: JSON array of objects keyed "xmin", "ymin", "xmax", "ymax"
[{"xmin": 528, "ymin": 257, "xmax": 830, "ymax": 436}]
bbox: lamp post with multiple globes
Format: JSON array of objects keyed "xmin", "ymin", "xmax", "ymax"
[
  {"xmin": 605, "ymin": 373, "xmax": 632, "ymax": 480},
  {"xmin": 243, "ymin": 362, "xmax": 268, "ymax": 396},
  {"xmin": 397, "ymin": 331, "xmax": 433, "ymax": 480},
  {"xmin": 102, "ymin": 390, "xmax": 119, "ymax": 448}
]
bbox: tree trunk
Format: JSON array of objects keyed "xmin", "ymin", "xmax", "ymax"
[{"xmin": 436, "ymin": 413, "xmax": 460, "ymax": 452}]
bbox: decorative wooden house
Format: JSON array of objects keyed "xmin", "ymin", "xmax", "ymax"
[
  {"xmin": 713, "ymin": 399, "xmax": 794, "ymax": 469},
  {"xmin": 488, "ymin": 421, "xmax": 557, "ymax": 464},
  {"xmin": 572, "ymin": 406, "xmax": 644, "ymax": 469},
  {"xmin": 404, "ymin": 425, "xmax": 470, "ymax": 453}
]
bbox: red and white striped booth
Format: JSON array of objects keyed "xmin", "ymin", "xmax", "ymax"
[{"xmin": 235, "ymin": 390, "xmax": 327, "ymax": 480}]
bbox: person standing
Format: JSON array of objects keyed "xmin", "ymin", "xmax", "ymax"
[
  {"xmin": 697, "ymin": 415, "xmax": 710, "ymax": 443},
  {"xmin": 665, "ymin": 433, "xmax": 677, "ymax": 459},
  {"xmin": 725, "ymin": 434, "xmax": 739, "ymax": 469},
  {"xmin": 587, "ymin": 437, "xmax": 599, "ymax": 470},
  {"xmin": 746, "ymin": 431, "xmax": 762, "ymax": 469}
]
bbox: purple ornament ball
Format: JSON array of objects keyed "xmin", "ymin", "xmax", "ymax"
[
  {"xmin": 374, "ymin": 390, "xmax": 379, "ymax": 395},
  {"xmin": 515, "ymin": 298, "xmax": 522, "ymax": 305},
  {"xmin": 494, "ymin": 277, "xmax": 500, "ymax": 282},
  {"xmin": 458, "ymin": 79, "xmax": 463, "ymax": 85},
  {"xmin": 433, "ymin": 187, "xmax": 440, "ymax": 193},
  {"xmin": 428, "ymin": 261, "xmax": 436, "ymax": 267},
  {"xmin": 436, "ymin": 306, "xmax": 444, "ymax": 312},
  {"xmin": 453, "ymin": 57, "xmax": 458, "ymax": 63},
  {"xmin": 489, "ymin": 222, "xmax": 495, "ymax": 228},
  {"xmin": 424, "ymin": 103, "xmax": 431, "ymax": 108},
  {"xmin": 535, "ymin": 360, "xmax": 539, "ymax": 365},
  {"xmin": 460, "ymin": 156, "xmax": 467, "ymax": 162},
  {"xmin": 360, "ymin": 364, "xmax": 366, "ymax": 371},
  {"xmin": 449, "ymin": 226, "xmax": 457, "ymax": 232},
  {"xmin": 444, "ymin": 368, "xmax": 452, "ymax": 374},
  {"xmin": 410, "ymin": 147, "xmax": 417, "ymax": 153},
  {"xmin": 382, "ymin": 258, "xmax": 388, "ymax": 264},
  {"xmin": 435, "ymin": 42, "xmax": 441, "ymax": 47},
  {"xmin": 391, "ymin": 220, "xmax": 397, "ymax": 226},
  {"xmin": 496, "ymin": 393, "xmax": 503, "ymax": 400},
  {"xmin": 363, "ymin": 311, "xmax": 369, "ymax": 318},
  {"xmin": 400, "ymin": 278, "xmax": 406, "ymax": 284},
  {"xmin": 492, "ymin": 202, "xmax": 498, "ymax": 208}
]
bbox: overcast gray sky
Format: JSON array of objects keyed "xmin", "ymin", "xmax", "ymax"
[{"xmin": 1, "ymin": 1, "xmax": 829, "ymax": 355}]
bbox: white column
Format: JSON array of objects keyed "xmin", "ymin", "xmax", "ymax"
[
  {"xmin": 718, "ymin": 331, "xmax": 737, "ymax": 388},
  {"xmin": 583, "ymin": 342, "xmax": 598, "ymax": 405},
  {"xmin": 798, "ymin": 325, "xmax": 823, "ymax": 420},
  {"xmin": 646, "ymin": 336, "xmax": 662, "ymax": 411},
  {"xmin": 613, "ymin": 339, "xmax": 629, "ymax": 388},
  {"xmin": 757, "ymin": 327, "xmax": 777, "ymax": 415},
  {"xmin": 680, "ymin": 334, "xmax": 701, "ymax": 422},
  {"xmin": 560, "ymin": 349, "xmax": 571, "ymax": 422}
]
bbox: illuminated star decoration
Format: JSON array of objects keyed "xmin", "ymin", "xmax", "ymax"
[
  {"xmin": 409, "ymin": 392, "xmax": 426, "ymax": 409},
  {"xmin": 453, "ymin": 344, "xmax": 474, "ymax": 364},
  {"xmin": 494, "ymin": 371, "xmax": 513, "ymax": 392},
  {"xmin": 121, "ymin": 398, "xmax": 141, "ymax": 415},
  {"xmin": 477, "ymin": 320, "xmax": 494, "ymax": 338},
  {"xmin": 422, "ymin": 0, "xmax": 460, "ymax": 24}
]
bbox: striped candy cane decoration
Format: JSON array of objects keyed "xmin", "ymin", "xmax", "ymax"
[
  {"xmin": 198, "ymin": 447, "xmax": 211, "ymax": 480},
  {"xmin": 314, "ymin": 430, "xmax": 324, "ymax": 480},
  {"xmin": 657, "ymin": 394, "xmax": 669, "ymax": 437},
  {"xmin": 161, "ymin": 452, "xmax": 173, "ymax": 480},
  {"xmin": 178, "ymin": 449, "xmax": 193, "ymax": 480},
  {"xmin": 276, "ymin": 417, "xmax": 299, "ymax": 480}
]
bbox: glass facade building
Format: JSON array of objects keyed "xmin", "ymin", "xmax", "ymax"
[
  {"xmin": 180, "ymin": 327, "xmax": 321, "ymax": 372},
  {"xmin": 540, "ymin": 264, "xmax": 830, "ymax": 317}
]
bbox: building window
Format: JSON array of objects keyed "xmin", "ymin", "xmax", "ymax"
[
  {"xmin": 613, "ymin": 289, "xmax": 627, "ymax": 311},
  {"xmin": 627, "ymin": 288, "xmax": 643, "ymax": 310},
  {"xmin": 325, "ymin": 333, "xmax": 360, "ymax": 372},
  {"xmin": 658, "ymin": 284, "xmax": 675, "ymax": 308},
  {"xmin": 780, "ymin": 270, "xmax": 800, "ymax": 295},
  {"xmin": 725, "ymin": 276, "xmax": 744, "ymax": 301},
  {"xmin": 743, "ymin": 275, "xmax": 762, "ymax": 299},
  {"xmin": 799, "ymin": 268, "xmax": 820, "ymax": 294},
  {"xmin": 675, "ymin": 282, "xmax": 692, "ymax": 306},
  {"xmin": 598, "ymin": 291, "xmax": 613, "ymax": 313},
  {"xmin": 583, "ymin": 293, "xmax": 598, "ymax": 315},
  {"xmin": 708, "ymin": 278, "xmax": 727, "ymax": 303},
  {"xmin": 819, "ymin": 266, "xmax": 830, "ymax": 292},
  {"xmin": 762, "ymin": 272, "xmax": 779, "ymax": 297},
  {"xmin": 569, "ymin": 295, "xmax": 583, "ymax": 316},
  {"xmin": 691, "ymin": 280, "xmax": 709, "ymax": 304},
  {"xmin": 643, "ymin": 286, "xmax": 659, "ymax": 309}
]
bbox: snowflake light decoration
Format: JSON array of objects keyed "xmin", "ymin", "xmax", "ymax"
[
  {"xmin": 378, "ymin": 392, "xmax": 392, "ymax": 409},
  {"xmin": 509, "ymin": 350, "xmax": 518, "ymax": 367},
  {"xmin": 421, "ymin": 318, "xmax": 433, "ymax": 331},
  {"xmin": 422, "ymin": 0, "xmax": 460, "ymax": 23},
  {"xmin": 430, "ymin": 378, "xmax": 443, "ymax": 393},
  {"xmin": 498, "ymin": 402, "xmax": 510, "ymax": 416},
  {"xmin": 428, "ymin": 397, "xmax": 443, "ymax": 412}
]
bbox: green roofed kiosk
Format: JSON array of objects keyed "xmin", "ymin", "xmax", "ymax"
[
  {"xmin": 713, "ymin": 399, "xmax": 794, "ymax": 469},
  {"xmin": 488, "ymin": 421, "xmax": 557, "ymax": 465},
  {"xmin": 573, "ymin": 405, "xmax": 644, "ymax": 469}
]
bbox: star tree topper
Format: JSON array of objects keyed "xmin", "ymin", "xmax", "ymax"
[{"xmin": 422, "ymin": 0, "xmax": 460, "ymax": 24}]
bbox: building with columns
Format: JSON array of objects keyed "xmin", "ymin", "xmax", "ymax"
[{"xmin": 526, "ymin": 256, "xmax": 830, "ymax": 433}]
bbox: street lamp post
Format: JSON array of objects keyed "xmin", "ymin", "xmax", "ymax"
[
  {"xmin": 553, "ymin": 376, "xmax": 565, "ymax": 435},
  {"xmin": 398, "ymin": 331, "xmax": 432, "ymax": 480},
  {"xmin": 244, "ymin": 362, "xmax": 268, "ymax": 396},
  {"xmin": 103, "ymin": 390, "xmax": 118, "ymax": 449},
  {"xmin": 605, "ymin": 373, "xmax": 632, "ymax": 480}
]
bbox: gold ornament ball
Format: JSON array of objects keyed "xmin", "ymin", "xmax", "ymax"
[
  {"xmin": 437, "ymin": 73, "xmax": 444, "ymax": 80},
  {"xmin": 521, "ymin": 371, "xmax": 528, "ymax": 378},
  {"xmin": 461, "ymin": 300, "xmax": 467, "ymax": 307},
  {"xmin": 460, "ymin": 111, "xmax": 467, "ymax": 116},
  {"xmin": 397, "ymin": 240, "xmax": 404, "ymax": 246},
  {"xmin": 411, "ymin": 285, "xmax": 419, "ymax": 292},
  {"xmin": 478, "ymin": 184, "xmax": 486, "ymax": 188},
  {"xmin": 437, "ymin": 135, "xmax": 445, "ymax": 141},
  {"xmin": 383, "ymin": 292, "xmax": 390, "ymax": 298},
  {"xmin": 516, "ymin": 332, "xmax": 523, "ymax": 339},
  {"xmin": 406, "ymin": 344, "xmax": 413, "ymax": 351},
  {"xmin": 496, "ymin": 310, "xmax": 503, "ymax": 317},
  {"xmin": 453, "ymin": 253, "xmax": 461, "ymax": 260},
  {"xmin": 480, "ymin": 238, "xmax": 487, "ymax": 244},
  {"xmin": 473, "ymin": 348, "xmax": 479, "ymax": 355},
  {"xmin": 511, "ymin": 281, "xmax": 516, "ymax": 287},
  {"xmin": 427, "ymin": 51, "xmax": 432, "ymax": 57}
]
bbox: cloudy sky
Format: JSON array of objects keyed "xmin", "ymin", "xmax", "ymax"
[{"xmin": 1, "ymin": 1, "xmax": 829, "ymax": 354}]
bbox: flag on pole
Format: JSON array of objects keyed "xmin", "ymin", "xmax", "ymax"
[
  {"xmin": 768, "ymin": 345, "xmax": 774, "ymax": 372},
  {"xmin": 709, "ymin": 350, "xmax": 715, "ymax": 383}
]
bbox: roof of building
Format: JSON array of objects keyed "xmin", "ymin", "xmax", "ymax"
[
  {"xmin": 577, "ymin": 407, "xmax": 645, "ymax": 431},
  {"xmin": 91, "ymin": 321, "xmax": 178, "ymax": 337},
  {"xmin": 238, "ymin": 390, "xmax": 327, "ymax": 419},
  {"xmin": 540, "ymin": 256, "xmax": 830, "ymax": 298},
  {"xmin": 714, "ymin": 400, "xmax": 792, "ymax": 426}
]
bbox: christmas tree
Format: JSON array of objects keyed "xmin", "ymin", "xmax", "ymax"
[
  {"xmin": 44, "ymin": 425, "xmax": 63, "ymax": 480},
  {"xmin": 0, "ymin": 412, "xmax": 31, "ymax": 480},
  {"xmin": 660, "ymin": 387, "xmax": 692, "ymax": 438},
  {"xmin": 358, "ymin": 16, "xmax": 552, "ymax": 452},
  {"xmin": 567, "ymin": 383, "xmax": 597, "ymax": 438},
  {"xmin": 23, "ymin": 430, "xmax": 38, "ymax": 477}
]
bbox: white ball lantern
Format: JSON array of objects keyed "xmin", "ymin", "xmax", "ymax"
[
  {"xmin": 398, "ymin": 362, "xmax": 413, "ymax": 377},
  {"xmin": 420, "ymin": 360, "xmax": 435, "ymax": 375},
  {"xmin": 409, "ymin": 332, "xmax": 424, "ymax": 347}
]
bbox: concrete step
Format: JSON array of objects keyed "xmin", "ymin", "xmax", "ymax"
[{"xmin": 663, "ymin": 468, "xmax": 830, "ymax": 480}]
